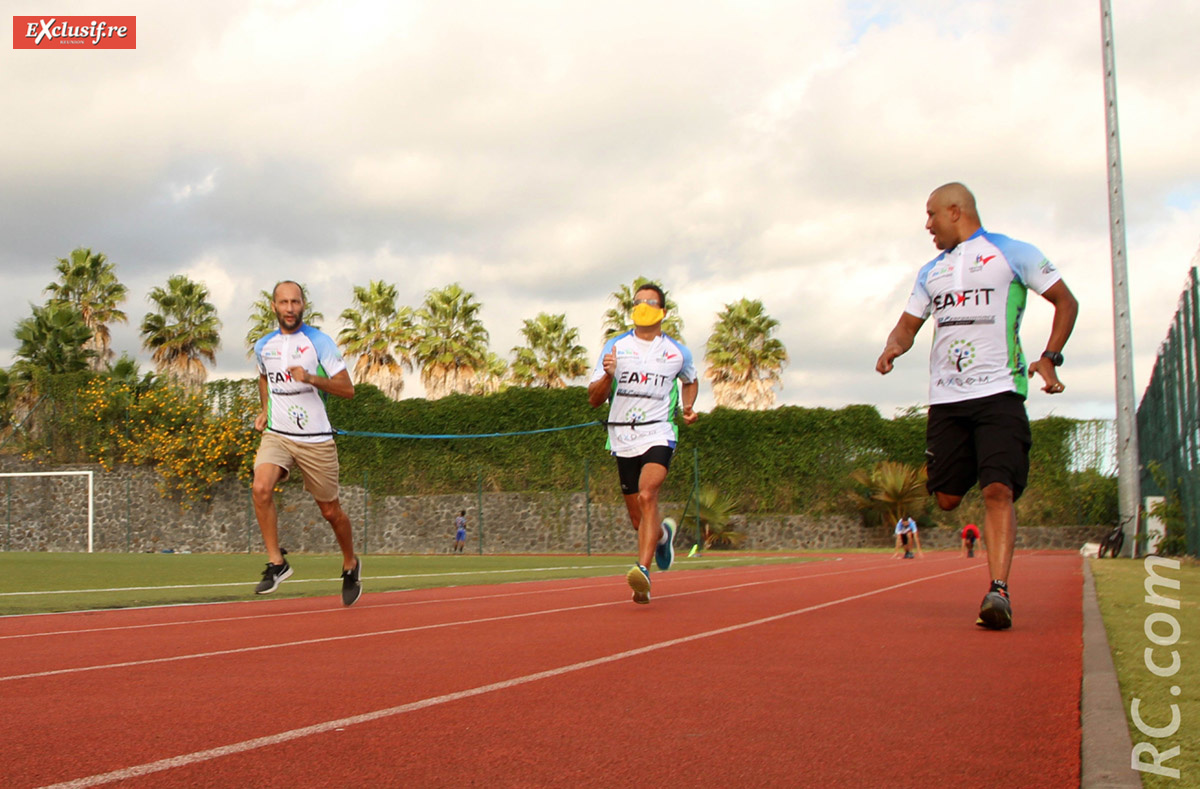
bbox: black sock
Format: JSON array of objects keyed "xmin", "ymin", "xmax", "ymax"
[{"xmin": 990, "ymin": 579, "xmax": 1008, "ymax": 594}]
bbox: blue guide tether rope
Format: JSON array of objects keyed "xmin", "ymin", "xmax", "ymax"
[
  {"xmin": 332, "ymin": 418, "xmax": 664, "ymax": 440},
  {"xmin": 266, "ymin": 418, "xmax": 666, "ymax": 441}
]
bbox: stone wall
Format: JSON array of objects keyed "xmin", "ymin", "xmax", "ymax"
[
  {"xmin": 0, "ymin": 459, "xmax": 1110, "ymax": 554},
  {"xmin": 729, "ymin": 515, "xmax": 1108, "ymax": 552}
]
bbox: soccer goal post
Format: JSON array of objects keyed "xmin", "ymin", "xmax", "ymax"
[{"xmin": 0, "ymin": 470, "xmax": 95, "ymax": 552}]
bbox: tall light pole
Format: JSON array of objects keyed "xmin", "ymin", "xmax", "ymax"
[{"xmin": 1099, "ymin": 0, "xmax": 1141, "ymax": 555}]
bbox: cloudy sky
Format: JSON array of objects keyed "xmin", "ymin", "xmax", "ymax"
[{"xmin": 3, "ymin": 0, "xmax": 1197, "ymax": 422}]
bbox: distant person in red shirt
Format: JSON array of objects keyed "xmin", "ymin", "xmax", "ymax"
[{"xmin": 961, "ymin": 523, "xmax": 981, "ymax": 558}]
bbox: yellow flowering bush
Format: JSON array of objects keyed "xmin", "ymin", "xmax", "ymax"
[{"xmin": 72, "ymin": 378, "xmax": 259, "ymax": 505}]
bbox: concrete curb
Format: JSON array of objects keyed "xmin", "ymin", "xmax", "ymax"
[{"xmin": 1081, "ymin": 559, "xmax": 1142, "ymax": 788}]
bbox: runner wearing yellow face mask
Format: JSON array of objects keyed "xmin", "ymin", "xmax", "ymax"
[
  {"xmin": 630, "ymin": 300, "xmax": 665, "ymax": 327},
  {"xmin": 587, "ymin": 283, "xmax": 699, "ymax": 604}
]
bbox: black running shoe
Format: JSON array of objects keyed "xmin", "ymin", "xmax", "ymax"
[
  {"xmin": 341, "ymin": 557, "xmax": 362, "ymax": 607},
  {"xmin": 255, "ymin": 558, "xmax": 293, "ymax": 594},
  {"xmin": 976, "ymin": 589, "xmax": 1013, "ymax": 630}
]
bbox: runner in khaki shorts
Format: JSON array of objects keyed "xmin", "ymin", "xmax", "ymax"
[{"xmin": 251, "ymin": 280, "xmax": 362, "ymax": 606}]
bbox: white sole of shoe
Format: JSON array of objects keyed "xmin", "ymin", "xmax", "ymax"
[{"xmin": 626, "ymin": 565, "xmax": 650, "ymax": 604}]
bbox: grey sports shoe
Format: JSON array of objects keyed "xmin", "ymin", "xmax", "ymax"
[
  {"xmin": 255, "ymin": 557, "xmax": 292, "ymax": 595},
  {"xmin": 341, "ymin": 557, "xmax": 362, "ymax": 607},
  {"xmin": 975, "ymin": 589, "xmax": 1012, "ymax": 630}
]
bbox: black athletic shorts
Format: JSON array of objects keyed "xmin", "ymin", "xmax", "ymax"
[
  {"xmin": 925, "ymin": 391, "xmax": 1031, "ymax": 500},
  {"xmin": 615, "ymin": 445, "xmax": 674, "ymax": 495}
]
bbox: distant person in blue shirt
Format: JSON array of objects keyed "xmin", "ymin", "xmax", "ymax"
[
  {"xmin": 892, "ymin": 516, "xmax": 920, "ymax": 559},
  {"xmin": 453, "ymin": 510, "xmax": 467, "ymax": 553}
]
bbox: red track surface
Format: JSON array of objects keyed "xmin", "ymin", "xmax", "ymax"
[{"xmin": 0, "ymin": 552, "xmax": 1082, "ymax": 788}]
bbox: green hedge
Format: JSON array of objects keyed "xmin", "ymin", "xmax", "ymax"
[
  {"xmin": 6, "ymin": 375, "xmax": 1117, "ymax": 525},
  {"xmin": 326, "ymin": 388, "xmax": 927, "ymax": 512},
  {"xmin": 328, "ymin": 386, "xmax": 1111, "ymax": 524}
]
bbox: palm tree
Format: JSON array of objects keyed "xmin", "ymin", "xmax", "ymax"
[
  {"xmin": 0, "ymin": 367, "xmax": 11, "ymax": 430},
  {"xmin": 244, "ymin": 286, "xmax": 324, "ymax": 355},
  {"xmin": 601, "ymin": 277, "xmax": 684, "ymax": 341},
  {"xmin": 108, "ymin": 353, "xmax": 158, "ymax": 394},
  {"xmin": 674, "ymin": 485, "xmax": 744, "ymax": 550},
  {"xmin": 510, "ymin": 312, "xmax": 589, "ymax": 388},
  {"xmin": 413, "ymin": 283, "xmax": 491, "ymax": 399},
  {"xmin": 847, "ymin": 461, "xmax": 928, "ymax": 529},
  {"xmin": 337, "ymin": 280, "xmax": 415, "ymax": 400},
  {"xmin": 140, "ymin": 275, "xmax": 222, "ymax": 392},
  {"xmin": 44, "ymin": 248, "xmax": 128, "ymax": 371},
  {"xmin": 11, "ymin": 302, "xmax": 96, "ymax": 382},
  {"xmin": 472, "ymin": 351, "xmax": 509, "ymax": 395},
  {"xmin": 704, "ymin": 298, "xmax": 788, "ymax": 410}
]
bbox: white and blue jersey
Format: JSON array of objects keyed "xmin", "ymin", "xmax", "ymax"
[
  {"xmin": 590, "ymin": 331, "xmax": 697, "ymax": 457},
  {"xmin": 904, "ymin": 228, "xmax": 1061, "ymax": 405},
  {"xmin": 254, "ymin": 324, "xmax": 347, "ymax": 442}
]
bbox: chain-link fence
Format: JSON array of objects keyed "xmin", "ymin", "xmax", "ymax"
[{"xmin": 1137, "ymin": 264, "xmax": 1199, "ymax": 555}]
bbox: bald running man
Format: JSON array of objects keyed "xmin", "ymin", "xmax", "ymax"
[
  {"xmin": 251, "ymin": 281, "xmax": 362, "ymax": 606},
  {"xmin": 876, "ymin": 183, "xmax": 1078, "ymax": 629}
]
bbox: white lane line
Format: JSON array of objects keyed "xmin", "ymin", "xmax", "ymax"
[
  {"xmin": 37, "ymin": 564, "xmax": 977, "ymax": 789},
  {"xmin": 0, "ymin": 555, "xmax": 801, "ymax": 598},
  {"xmin": 0, "ymin": 563, "xmax": 636, "ymax": 596},
  {"xmin": 1, "ymin": 556, "xmax": 909, "ymax": 641},
  {"xmin": 0, "ymin": 558, "xmax": 945, "ymax": 682},
  {"xmin": 0, "ymin": 579, "xmax": 612, "ymax": 641}
]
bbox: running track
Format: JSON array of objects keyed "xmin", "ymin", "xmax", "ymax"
[{"xmin": 0, "ymin": 552, "xmax": 1082, "ymax": 788}]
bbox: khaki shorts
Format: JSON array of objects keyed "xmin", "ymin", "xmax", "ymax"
[{"xmin": 255, "ymin": 431, "xmax": 341, "ymax": 502}]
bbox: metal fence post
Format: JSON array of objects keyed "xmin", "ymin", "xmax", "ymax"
[
  {"xmin": 584, "ymin": 458, "xmax": 591, "ymax": 556},
  {"xmin": 125, "ymin": 475, "xmax": 132, "ymax": 553},
  {"xmin": 693, "ymin": 447, "xmax": 702, "ymax": 552},
  {"xmin": 247, "ymin": 487, "xmax": 254, "ymax": 553},
  {"xmin": 477, "ymin": 469, "xmax": 484, "ymax": 555}
]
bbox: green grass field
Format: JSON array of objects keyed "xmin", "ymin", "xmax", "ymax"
[
  {"xmin": 0, "ymin": 551, "xmax": 820, "ymax": 616},
  {"xmin": 1090, "ymin": 557, "xmax": 1198, "ymax": 787}
]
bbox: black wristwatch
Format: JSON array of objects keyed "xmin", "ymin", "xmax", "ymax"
[{"xmin": 1041, "ymin": 350, "xmax": 1064, "ymax": 367}]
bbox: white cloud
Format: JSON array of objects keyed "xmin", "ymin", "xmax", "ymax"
[
  {"xmin": 1, "ymin": 0, "xmax": 1197, "ymax": 423},
  {"xmin": 170, "ymin": 170, "xmax": 218, "ymax": 203}
]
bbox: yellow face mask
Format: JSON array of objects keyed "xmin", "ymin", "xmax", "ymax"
[{"xmin": 631, "ymin": 303, "xmax": 665, "ymax": 327}]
